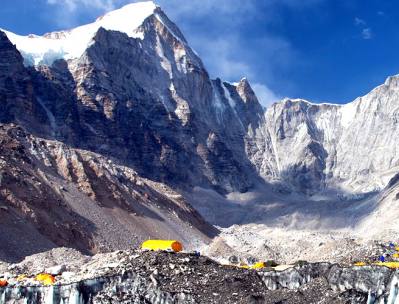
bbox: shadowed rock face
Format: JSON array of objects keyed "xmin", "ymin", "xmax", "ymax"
[
  {"xmin": 0, "ymin": 31, "xmax": 39, "ymax": 127},
  {"xmin": 0, "ymin": 32, "xmax": 24, "ymax": 77}
]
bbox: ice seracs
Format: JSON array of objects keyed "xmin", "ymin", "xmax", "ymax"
[{"xmin": 1, "ymin": 1, "xmax": 158, "ymax": 66}]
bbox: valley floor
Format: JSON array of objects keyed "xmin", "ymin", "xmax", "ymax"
[{"xmin": 188, "ymin": 185, "xmax": 399, "ymax": 265}]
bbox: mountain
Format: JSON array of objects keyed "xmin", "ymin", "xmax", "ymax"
[
  {"xmin": 0, "ymin": 1, "xmax": 263, "ymax": 194},
  {"xmin": 251, "ymin": 76, "xmax": 399, "ymax": 196},
  {"xmin": 2, "ymin": 0, "xmax": 399, "ymax": 262},
  {"xmin": 0, "ymin": 1, "xmax": 265, "ymax": 261}
]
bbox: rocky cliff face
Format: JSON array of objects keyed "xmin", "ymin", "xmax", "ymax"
[{"xmin": 250, "ymin": 76, "xmax": 399, "ymax": 195}]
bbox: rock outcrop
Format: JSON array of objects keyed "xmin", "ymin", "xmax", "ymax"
[{"xmin": 0, "ymin": 124, "xmax": 217, "ymax": 263}]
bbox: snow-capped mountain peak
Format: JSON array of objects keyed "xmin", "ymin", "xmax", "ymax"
[
  {"xmin": 1, "ymin": 1, "xmax": 158, "ymax": 66},
  {"xmin": 95, "ymin": 1, "xmax": 158, "ymax": 23}
]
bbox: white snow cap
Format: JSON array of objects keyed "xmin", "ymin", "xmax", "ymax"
[{"xmin": 1, "ymin": 1, "xmax": 158, "ymax": 66}]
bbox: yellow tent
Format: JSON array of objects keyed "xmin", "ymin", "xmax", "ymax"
[
  {"xmin": 16, "ymin": 274, "xmax": 27, "ymax": 282},
  {"xmin": 141, "ymin": 240, "xmax": 183, "ymax": 252},
  {"xmin": 251, "ymin": 262, "xmax": 266, "ymax": 269},
  {"xmin": 35, "ymin": 273, "xmax": 56, "ymax": 285},
  {"xmin": 374, "ymin": 262, "xmax": 399, "ymax": 269}
]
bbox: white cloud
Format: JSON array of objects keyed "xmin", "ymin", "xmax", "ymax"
[
  {"xmin": 362, "ymin": 28, "xmax": 372, "ymax": 40},
  {"xmin": 353, "ymin": 17, "xmax": 373, "ymax": 40},
  {"xmin": 156, "ymin": 0, "xmax": 255, "ymax": 18},
  {"xmin": 252, "ymin": 83, "xmax": 281, "ymax": 107},
  {"xmin": 47, "ymin": 0, "xmax": 115, "ymax": 12},
  {"xmin": 194, "ymin": 37, "xmax": 254, "ymax": 80},
  {"xmin": 156, "ymin": 0, "xmax": 325, "ymax": 21},
  {"xmin": 46, "ymin": 0, "xmax": 116, "ymax": 26},
  {"xmin": 354, "ymin": 17, "xmax": 366, "ymax": 26},
  {"xmin": 186, "ymin": 34, "xmax": 285, "ymax": 107}
]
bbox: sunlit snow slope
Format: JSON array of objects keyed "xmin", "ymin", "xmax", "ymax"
[{"xmin": 1, "ymin": 2, "xmax": 157, "ymax": 66}]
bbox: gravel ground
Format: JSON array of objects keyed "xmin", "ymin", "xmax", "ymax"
[
  {"xmin": 204, "ymin": 224, "xmax": 397, "ymax": 265},
  {"xmin": 6, "ymin": 247, "xmax": 90, "ymax": 275}
]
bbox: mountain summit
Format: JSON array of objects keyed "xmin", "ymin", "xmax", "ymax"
[{"xmin": 2, "ymin": 1, "xmax": 159, "ymax": 66}]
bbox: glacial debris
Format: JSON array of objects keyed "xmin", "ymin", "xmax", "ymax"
[{"xmin": 2, "ymin": 250, "xmax": 399, "ymax": 303}]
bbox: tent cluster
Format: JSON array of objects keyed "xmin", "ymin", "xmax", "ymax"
[
  {"xmin": 238, "ymin": 260, "xmax": 278, "ymax": 270},
  {"xmin": 354, "ymin": 242, "xmax": 399, "ymax": 269},
  {"xmin": 139, "ymin": 240, "xmax": 299, "ymax": 272},
  {"xmin": 0, "ymin": 272, "xmax": 58, "ymax": 288},
  {"xmin": 239, "ymin": 261, "xmax": 272, "ymax": 270},
  {"xmin": 227, "ymin": 255, "xmax": 301, "ymax": 271}
]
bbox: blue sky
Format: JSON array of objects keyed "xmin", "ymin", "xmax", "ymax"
[{"xmin": 1, "ymin": 0, "xmax": 398, "ymax": 106}]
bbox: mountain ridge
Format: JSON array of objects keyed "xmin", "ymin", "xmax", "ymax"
[{"xmin": 3, "ymin": 0, "xmax": 399, "ymax": 197}]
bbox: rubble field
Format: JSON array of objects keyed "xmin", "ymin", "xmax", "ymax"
[{"xmin": 1, "ymin": 249, "xmax": 399, "ymax": 303}]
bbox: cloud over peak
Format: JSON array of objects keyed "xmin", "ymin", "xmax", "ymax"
[
  {"xmin": 47, "ymin": 0, "xmax": 115, "ymax": 12},
  {"xmin": 354, "ymin": 16, "xmax": 374, "ymax": 40},
  {"xmin": 361, "ymin": 28, "xmax": 373, "ymax": 40}
]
